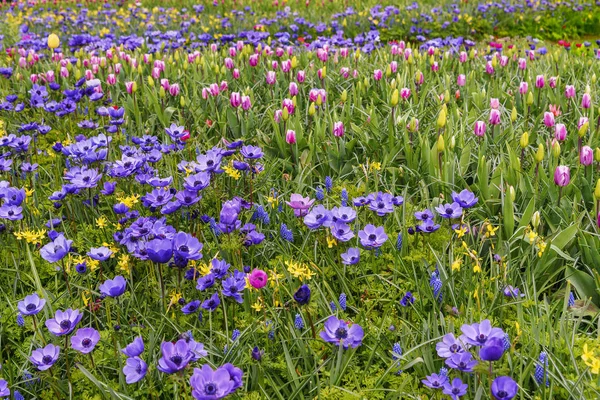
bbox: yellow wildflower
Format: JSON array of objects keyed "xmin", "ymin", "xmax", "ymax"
[
  {"xmin": 451, "ymin": 259, "xmax": 462, "ymax": 272},
  {"xmin": 224, "ymin": 162, "xmax": 241, "ymax": 180},
  {"xmin": 87, "ymin": 259, "xmax": 99, "ymax": 272},
  {"xmin": 266, "ymin": 195, "xmax": 278, "ymax": 209},
  {"xmin": 515, "ymin": 322, "xmax": 522, "ymax": 336},
  {"xmin": 326, "ymin": 236, "xmax": 337, "ymax": 248},
  {"xmin": 473, "ymin": 262, "xmax": 482, "ymax": 273},
  {"xmin": 454, "ymin": 226, "xmax": 467, "ymax": 238},
  {"xmin": 484, "ymin": 223, "xmax": 499, "ymax": 238},
  {"xmin": 82, "ymin": 291, "xmax": 90, "ymax": 307},
  {"xmin": 251, "ymin": 297, "xmax": 264, "ymax": 312},
  {"xmin": 591, "ymin": 358, "xmax": 600, "ymax": 374},
  {"xmin": 286, "ymin": 260, "xmax": 315, "ymax": 281},
  {"xmin": 169, "ymin": 292, "xmax": 182, "ymax": 306},
  {"xmin": 198, "ymin": 262, "xmax": 211, "ymax": 276},
  {"xmin": 369, "ymin": 161, "xmax": 382, "ymax": 172},
  {"xmin": 96, "ymin": 216, "xmax": 108, "ymax": 228},
  {"xmin": 582, "ymin": 344, "xmax": 595, "ymax": 363},
  {"xmin": 14, "ymin": 229, "xmax": 46, "ymax": 245},
  {"xmin": 118, "ymin": 254, "xmax": 131, "ymax": 273},
  {"xmin": 527, "ymin": 230, "xmax": 538, "ymax": 243}
]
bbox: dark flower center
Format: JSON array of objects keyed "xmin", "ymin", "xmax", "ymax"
[
  {"xmin": 432, "ymin": 381, "xmax": 440, "ymax": 387},
  {"xmin": 206, "ymin": 160, "xmax": 214, "ymax": 166},
  {"xmin": 170, "ymin": 355, "xmax": 183, "ymax": 365},
  {"xmin": 377, "ymin": 202, "xmax": 384, "ymax": 208},
  {"xmin": 184, "ymin": 196, "xmax": 192, "ymax": 203},
  {"xmin": 316, "ymin": 214, "xmax": 323, "ymax": 219},
  {"xmin": 60, "ymin": 320, "xmax": 72, "ymax": 330},
  {"xmin": 335, "ymin": 327, "xmax": 348, "ymax": 339},
  {"xmin": 446, "ymin": 208, "xmax": 453, "ymax": 214},
  {"xmin": 205, "ymin": 382, "xmax": 217, "ymax": 395},
  {"xmin": 477, "ymin": 334, "xmax": 487, "ymax": 343},
  {"xmin": 341, "ymin": 214, "xmax": 347, "ymax": 219},
  {"xmin": 157, "ymin": 196, "xmax": 164, "ymax": 201},
  {"xmin": 96, "ymin": 252, "xmax": 104, "ymax": 258},
  {"xmin": 368, "ymin": 234, "xmax": 376, "ymax": 241},
  {"xmin": 452, "ymin": 388, "xmax": 460, "ymax": 394},
  {"xmin": 82, "ymin": 338, "xmax": 92, "ymax": 347},
  {"xmin": 458, "ymin": 361, "xmax": 466, "ymax": 368},
  {"xmin": 497, "ymin": 390, "xmax": 507, "ymax": 398},
  {"xmin": 179, "ymin": 245, "xmax": 189, "ymax": 253},
  {"xmin": 26, "ymin": 303, "xmax": 36, "ymax": 311},
  {"xmin": 337, "ymin": 229, "xmax": 345, "ymax": 235},
  {"xmin": 42, "ymin": 355, "xmax": 53, "ymax": 364}
]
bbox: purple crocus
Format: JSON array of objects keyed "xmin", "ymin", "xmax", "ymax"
[
  {"xmin": 460, "ymin": 319, "xmax": 505, "ymax": 346},
  {"xmin": 45, "ymin": 308, "xmax": 82, "ymax": 336},
  {"xmin": 491, "ymin": 376, "xmax": 518, "ymax": 400},
  {"xmin": 443, "ymin": 378, "xmax": 468, "ymax": 400},
  {"xmin": 71, "ymin": 328, "xmax": 101, "ymax": 354},
  {"xmin": 30, "ymin": 344, "xmax": 60, "ymax": 371},
  {"xmin": 40, "ymin": 234, "xmax": 72, "ymax": 263},
  {"xmin": 422, "ymin": 373, "xmax": 449, "ymax": 390},
  {"xmin": 358, "ymin": 224, "xmax": 388, "ymax": 248},
  {"xmin": 341, "ymin": 247, "xmax": 360, "ymax": 265},
  {"xmin": 123, "ymin": 357, "xmax": 148, "ymax": 384},
  {"xmin": 286, "ymin": 194, "xmax": 315, "ymax": 217},
  {"xmin": 157, "ymin": 339, "xmax": 194, "ymax": 374},
  {"xmin": 451, "ymin": 189, "xmax": 478, "ymax": 208},
  {"xmin": 434, "ymin": 202, "xmax": 463, "ymax": 219},
  {"xmin": 18, "ymin": 293, "xmax": 46, "ymax": 316},
  {"xmin": 319, "ymin": 315, "xmax": 364, "ymax": 348},
  {"xmin": 445, "ymin": 352, "xmax": 478, "ymax": 372},
  {"xmin": 99, "ymin": 276, "xmax": 127, "ymax": 297},
  {"xmin": 122, "ymin": 336, "xmax": 145, "ymax": 357}
]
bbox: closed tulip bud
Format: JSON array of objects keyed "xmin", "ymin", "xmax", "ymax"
[
  {"xmin": 75, "ymin": 69, "xmax": 82, "ymax": 80},
  {"xmin": 450, "ymin": 136, "xmax": 456, "ymax": 150},
  {"xmin": 159, "ymin": 86, "xmax": 166, "ymax": 98},
  {"xmin": 47, "ymin": 33, "xmax": 60, "ymax": 49},
  {"xmin": 333, "ymin": 121, "xmax": 344, "ymax": 137},
  {"xmin": 511, "ymin": 107, "xmax": 518, "ymax": 122},
  {"xmin": 390, "ymin": 78, "xmax": 397, "ymax": 89},
  {"xmin": 407, "ymin": 54, "xmax": 414, "ymax": 65},
  {"xmin": 595, "ymin": 179, "xmax": 600, "ymax": 199},
  {"xmin": 509, "ymin": 186, "xmax": 516, "ymax": 202},
  {"xmin": 578, "ymin": 121, "xmax": 589, "ymax": 137},
  {"xmin": 581, "ymin": 146, "xmax": 594, "ymax": 165},
  {"xmin": 308, "ymin": 102, "xmax": 316, "ymax": 116},
  {"xmin": 474, "ymin": 121, "xmax": 486, "ymax": 137},
  {"xmin": 437, "ymin": 106, "xmax": 447, "ymax": 129},
  {"xmin": 457, "ymin": 74, "xmax": 466, "ymax": 86},
  {"xmin": 520, "ymin": 132, "xmax": 529, "ymax": 148},
  {"xmin": 535, "ymin": 144, "xmax": 544, "ymax": 162},
  {"xmin": 408, "ymin": 117, "xmax": 419, "ymax": 132},
  {"xmin": 291, "ymin": 56, "xmax": 298, "ymax": 69},
  {"xmin": 286, "ymin": 129, "xmax": 296, "ymax": 144},
  {"xmin": 180, "ymin": 96, "xmax": 186, "ymax": 107},
  {"xmin": 551, "ymin": 140, "xmax": 561, "ymax": 158},
  {"xmin": 596, "ymin": 148, "xmax": 600, "ymax": 162},
  {"xmin": 593, "ymin": 74, "xmax": 597, "ymax": 84},
  {"xmin": 386, "ymin": 65, "xmax": 392, "ymax": 77},
  {"xmin": 391, "ymin": 89, "xmax": 399, "ymax": 107},
  {"xmin": 491, "ymin": 54, "xmax": 498, "ymax": 68},
  {"xmin": 292, "ymin": 96, "xmax": 297, "ymax": 107},
  {"xmin": 282, "ymin": 107, "xmax": 289, "ymax": 121},
  {"xmin": 526, "ymin": 92, "xmax": 534, "ymax": 105},
  {"xmin": 147, "ymin": 76, "xmax": 154, "ymax": 86},
  {"xmin": 543, "ymin": 112, "xmax": 555, "ymax": 127},
  {"xmin": 341, "ymin": 89, "xmax": 347, "ymax": 103},
  {"xmin": 531, "ymin": 211, "xmax": 541, "ymax": 229},
  {"xmin": 316, "ymin": 94, "xmax": 323, "ymax": 106},
  {"xmin": 363, "ymin": 77, "xmax": 369, "ymax": 88},
  {"xmin": 444, "ymin": 90, "xmax": 450, "ymax": 104},
  {"xmin": 437, "ymin": 135, "xmax": 445, "ymax": 152},
  {"xmin": 582, "ymin": 93, "xmax": 592, "ymax": 109}
]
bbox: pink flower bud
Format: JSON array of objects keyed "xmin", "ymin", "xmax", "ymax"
[
  {"xmin": 578, "ymin": 116, "xmax": 589, "ymax": 130},
  {"xmin": 565, "ymin": 85, "xmax": 576, "ymax": 99},
  {"xmin": 518, "ymin": 58, "xmax": 526, "ymax": 70},
  {"xmin": 224, "ymin": 57, "xmax": 234, "ymax": 69},
  {"xmin": 519, "ymin": 81, "xmax": 528, "ymax": 95},
  {"xmin": 554, "ymin": 165, "xmax": 570, "ymax": 186},
  {"xmin": 400, "ymin": 88, "xmax": 411, "ymax": 100},
  {"xmin": 125, "ymin": 81, "xmax": 135, "ymax": 94},
  {"xmin": 266, "ymin": 71, "xmax": 276, "ymax": 85},
  {"xmin": 169, "ymin": 83, "xmax": 180, "ymax": 97},
  {"xmin": 209, "ymin": 83, "xmax": 220, "ymax": 97},
  {"xmin": 210, "ymin": 43, "xmax": 218, "ymax": 52},
  {"xmin": 485, "ymin": 61, "xmax": 494, "ymax": 75},
  {"xmin": 459, "ymin": 51, "xmax": 467, "ymax": 63},
  {"xmin": 535, "ymin": 75, "xmax": 545, "ymax": 88},
  {"xmin": 219, "ymin": 80, "xmax": 228, "ymax": 92},
  {"xmin": 289, "ymin": 82, "xmax": 298, "ymax": 97},
  {"xmin": 555, "ymin": 123, "xmax": 567, "ymax": 141},
  {"xmin": 286, "ymin": 129, "xmax": 296, "ymax": 144},
  {"xmin": 582, "ymin": 93, "xmax": 592, "ymax": 109},
  {"xmin": 249, "ymin": 54, "xmax": 259, "ymax": 67},
  {"xmin": 457, "ymin": 74, "xmax": 466, "ymax": 87},
  {"xmin": 340, "ymin": 67, "xmax": 349, "ymax": 79},
  {"xmin": 281, "ymin": 59, "xmax": 291, "ymax": 73},
  {"xmin": 233, "ymin": 68, "xmax": 240, "ymax": 80},
  {"xmin": 276, "ymin": 47, "xmax": 284, "ymax": 57},
  {"xmin": 274, "ymin": 109, "xmax": 282, "ymax": 123},
  {"xmin": 161, "ymin": 79, "xmax": 170, "ymax": 90},
  {"xmin": 580, "ymin": 146, "xmax": 593, "ymax": 165},
  {"xmin": 106, "ymin": 73, "xmax": 116, "ymax": 85},
  {"xmin": 271, "ymin": 61, "xmax": 279, "ymax": 70},
  {"xmin": 431, "ymin": 62, "xmax": 439, "ymax": 72},
  {"xmin": 152, "ymin": 67, "xmax": 161, "ymax": 79},
  {"xmin": 282, "ymin": 98, "xmax": 294, "ymax": 115},
  {"xmin": 297, "ymin": 70, "xmax": 305, "ymax": 83},
  {"xmin": 333, "ymin": 121, "xmax": 344, "ymax": 137},
  {"xmin": 85, "ymin": 69, "xmax": 94, "ymax": 80},
  {"xmin": 549, "ymin": 76, "xmax": 557, "ymax": 89},
  {"xmin": 543, "ymin": 111, "xmax": 555, "ymax": 127},
  {"xmin": 474, "ymin": 121, "xmax": 486, "ymax": 137},
  {"xmin": 490, "ymin": 98, "xmax": 500, "ymax": 109},
  {"xmin": 489, "ymin": 109, "xmax": 501, "ymax": 125},
  {"xmin": 241, "ymin": 95, "xmax": 251, "ymax": 110},
  {"xmin": 373, "ymin": 69, "xmax": 383, "ymax": 80},
  {"xmin": 30, "ymin": 74, "xmax": 38, "ymax": 83},
  {"xmin": 230, "ymin": 92, "xmax": 241, "ymax": 108}
]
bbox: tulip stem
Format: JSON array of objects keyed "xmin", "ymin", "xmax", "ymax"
[{"xmin": 558, "ymin": 187, "xmax": 563, "ymax": 206}]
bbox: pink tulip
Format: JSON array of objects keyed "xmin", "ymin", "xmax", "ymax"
[
  {"xmin": 340, "ymin": 67, "xmax": 350, "ymax": 79},
  {"xmin": 210, "ymin": 43, "xmax": 218, "ymax": 52},
  {"xmin": 549, "ymin": 77, "xmax": 557, "ymax": 89},
  {"xmin": 535, "ymin": 75, "xmax": 545, "ymax": 88},
  {"xmin": 582, "ymin": 93, "xmax": 592, "ymax": 109},
  {"xmin": 209, "ymin": 83, "xmax": 220, "ymax": 97},
  {"xmin": 400, "ymin": 88, "xmax": 411, "ymax": 100},
  {"xmin": 233, "ymin": 69, "xmax": 240, "ymax": 79},
  {"xmin": 282, "ymin": 99, "xmax": 294, "ymax": 115},
  {"xmin": 271, "ymin": 61, "xmax": 279, "ymax": 70},
  {"xmin": 249, "ymin": 54, "xmax": 259, "ymax": 67},
  {"xmin": 457, "ymin": 74, "xmax": 466, "ymax": 87},
  {"xmin": 60, "ymin": 67, "xmax": 69, "ymax": 78},
  {"xmin": 236, "ymin": 40, "xmax": 244, "ymax": 51},
  {"xmin": 404, "ymin": 48, "xmax": 412, "ymax": 60},
  {"xmin": 431, "ymin": 62, "xmax": 439, "ymax": 72},
  {"xmin": 317, "ymin": 68, "xmax": 325, "ymax": 80},
  {"xmin": 125, "ymin": 81, "xmax": 135, "ymax": 94},
  {"xmin": 169, "ymin": 84, "xmax": 180, "ymax": 97},
  {"xmin": 286, "ymin": 129, "xmax": 297, "ymax": 144},
  {"xmin": 474, "ymin": 121, "xmax": 486, "ymax": 137},
  {"xmin": 518, "ymin": 58, "xmax": 526, "ymax": 70},
  {"xmin": 490, "ymin": 98, "xmax": 500, "ymax": 109},
  {"xmin": 489, "ymin": 109, "xmax": 501, "ymax": 125},
  {"xmin": 427, "ymin": 46, "xmax": 435, "ymax": 56},
  {"xmin": 161, "ymin": 79, "xmax": 170, "ymax": 90},
  {"xmin": 340, "ymin": 47, "xmax": 349, "ymax": 57},
  {"xmin": 543, "ymin": 112, "xmax": 555, "ymax": 127},
  {"xmin": 281, "ymin": 59, "xmax": 291, "ymax": 72},
  {"xmin": 201, "ymin": 88, "xmax": 209, "ymax": 100},
  {"xmin": 555, "ymin": 124, "xmax": 567, "ymax": 141},
  {"xmin": 241, "ymin": 95, "xmax": 251, "ymax": 110},
  {"xmin": 565, "ymin": 85, "xmax": 576, "ymax": 99},
  {"xmin": 580, "ymin": 146, "xmax": 593, "ymax": 165},
  {"xmin": 276, "ymin": 47, "xmax": 284, "ymax": 57},
  {"xmin": 220, "ymin": 81, "xmax": 228, "ymax": 92},
  {"xmin": 390, "ymin": 61, "xmax": 398, "ymax": 73},
  {"xmin": 554, "ymin": 165, "xmax": 570, "ymax": 186},
  {"xmin": 224, "ymin": 57, "xmax": 234, "ymax": 69},
  {"xmin": 30, "ymin": 74, "xmax": 38, "ymax": 83},
  {"xmin": 578, "ymin": 117, "xmax": 589, "ymax": 130},
  {"xmin": 373, "ymin": 69, "xmax": 383, "ymax": 81},
  {"xmin": 46, "ymin": 70, "xmax": 55, "ymax": 82},
  {"xmin": 485, "ymin": 61, "xmax": 495, "ymax": 75},
  {"xmin": 500, "ymin": 55, "xmax": 508, "ymax": 67},
  {"xmin": 274, "ymin": 109, "xmax": 283, "ymax": 123},
  {"xmin": 114, "ymin": 63, "xmax": 122, "ymax": 74},
  {"xmin": 229, "ymin": 47, "xmax": 236, "ymax": 57},
  {"xmin": 106, "ymin": 73, "xmax": 116, "ymax": 85},
  {"xmin": 317, "ymin": 48, "xmax": 328, "ymax": 62},
  {"xmin": 266, "ymin": 71, "xmax": 276, "ymax": 85},
  {"xmin": 297, "ymin": 70, "xmax": 305, "ymax": 83},
  {"xmin": 230, "ymin": 92, "xmax": 241, "ymax": 108},
  {"xmin": 289, "ymin": 82, "xmax": 298, "ymax": 97},
  {"xmin": 519, "ymin": 82, "xmax": 528, "ymax": 95},
  {"xmin": 152, "ymin": 67, "xmax": 161, "ymax": 79},
  {"xmin": 529, "ymin": 50, "xmax": 536, "ymax": 61},
  {"xmin": 391, "ymin": 45, "xmax": 400, "ymax": 55},
  {"xmin": 459, "ymin": 51, "xmax": 467, "ymax": 63},
  {"xmin": 333, "ymin": 121, "xmax": 344, "ymax": 137},
  {"xmin": 85, "ymin": 69, "xmax": 94, "ymax": 80}
]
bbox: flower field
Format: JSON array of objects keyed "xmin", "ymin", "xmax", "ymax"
[{"xmin": 1, "ymin": 0, "xmax": 600, "ymax": 399}]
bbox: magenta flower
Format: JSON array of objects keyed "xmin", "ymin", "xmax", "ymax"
[
  {"xmin": 286, "ymin": 194, "xmax": 314, "ymax": 217},
  {"xmin": 248, "ymin": 269, "xmax": 268, "ymax": 289},
  {"xmin": 581, "ymin": 146, "xmax": 593, "ymax": 166},
  {"xmin": 554, "ymin": 166, "xmax": 570, "ymax": 186}
]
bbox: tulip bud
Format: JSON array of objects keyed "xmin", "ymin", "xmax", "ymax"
[
  {"xmin": 531, "ymin": 211, "xmax": 541, "ymax": 229},
  {"xmin": 595, "ymin": 148, "xmax": 600, "ymax": 162},
  {"xmin": 437, "ymin": 135, "xmax": 445, "ymax": 152},
  {"xmin": 180, "ymin": 96, "xmax": 186, "ymax": 107},
  {"xmin": 535, "ymin": 144, "xmax": 544, "ymax": 162},
  {"xmin": 390, "ymin": 89, "xmax": 399, "ymax": 107},
  {"xmin": 520, "ymin": 132, "xmax": 529, "ymax": 149},
  {"xmin": 511, "ymin": 107, "xmax": 517, "ymax": 122},
  {"xmin": 282, "ymin": 107, "xmax": 289, "ymax": 121},
  {"xmin": 292, "ymin": 96, "xmax": 297, "ymax": 107},
  {"xmin": 593, "ymin": 74, "xmax": 597, "ymax": 84},
  {"xmin": 159, "ymin": 86, "xmax": 166, "ymax": 98},
  {"xmin": 526, "ymin": 92, "xmax": 534, "ymax": 105},
  {"xmin": 552, "ymin": 140, "xmax": 561, "ymax": 158},
  {"xmin": 390, "ymin": 78, "xmax": 397, "ymax": 89},
  {"xmin": 147, "ymin": 76, "xmax": 154, "ymax": 86},
  {"xmin": 308, "ymin": 102, "xmax": 316, "ymax": 116},
  {"xmin": 449, "ymin": 136, "xmax": 456, "ymax": 150},
  {"xmin": 47, "ymin": 33, "xmax": 60, "ymax": 49},
  {"xmin": 437, "ymin": 106, "xmax": 447, "ymax": 129},
  {"xmin": 509, "ymin": 186, "xmax": 516, "ymax": 202},
  {"xmin": 444, "ymin": 90, "xmax": 450, "ymax": 104},
  {"xmin": 340, "ymin": 89, "xmax": 347, "ymax": 103},
  {"xmin": 579, "ymin": 121, "xmax": 589, "ymax": 137},
  {"xmin": 595, "ymin": 179, "xmax": 600, "ymax": 199}
]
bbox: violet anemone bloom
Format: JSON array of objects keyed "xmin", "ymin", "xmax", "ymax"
[
  {"xmin": 319, "ymin": 315, "xmax": 364, "ymax": 348},
  {"xmin": 18, "ymin": 293, "xmax": 46, "ymax": 316},
  {"xmin": 123, "ymin": 357, "xmax": 148, "ymax": 384},
  {"xmin": 460, "ymin": 319, "xmax": 505, "ymax": 346},
  {"xmin": 222, "ymin": 275, "xmax": 246, "ymax": 303},
  {"xmin": 45, "ymin": 308, "xmax": 82, "ymax": 336},
  {"xmin": 0, "ymin": 379, "xmax": 7, "ymax": 397},
  {"xmin": 181, "ymin": 300, "xmax": 201, "ymax": 314},
  {"xmin": 554, "ymin": 166, "xmax": 570, "ymax": 187},
  {"xmin": 331, "ymin": 221, "xmax": 354, "ymax": 242},
  {"xmin": 240, "ymin": 145, "xmax": 263, "ymax": 160},
  {"xmin": 146, "ymin": 238, "xmax": 173, "ymax": 263},
  {"xmin": 451, "ymin": 189, "xmax": 478, "ymax": 208},
  {"xmin": 491, "ymin": 376, "xmax": 518, "ymax": 400},
  {"xmin": 87, "ymin": 246, "xmax": 113, "ymax": 261},
  {"xmin": 445, "ymin": 352, "xmax": 478, "ymax": 372},
  {"xmin": 422, "ymin": 373, "xmax": 449, "ymax": 390},
  {"xmin": 435, "ymin": 202, "xmax": 463, "ymax": 219},
  {"xmin": 358, "ymin": 224, "xmax": 388, "ymax": 249},
  {"xmin": 286, "ymin": 194, "xmax": 315, "ymax": 217},
  {"xmin": 202, "ymin": 293, "xmax": 220, "ymax": 311},
  {"xmin": 173, "ymin": 232, "xmax": 203, "ymax": 260},
  {"xmin": 71, "ymin": 327, "xmax": 101, "ymax": 354},
  {"xmin": 40, "ymin": 234, "xmax": 72, "ymax": 263},
  {"xmin": 331, "ymin": 206, "xmax": 356, "ymax": 223},
  {"xmin": 341, "ymin": 248, "xmax": 360, "ymax": 265},
  {"xmin": 248, "ymin": 269, "xmax": 268, "ymax": 289},
  {"xmin": 122, "ymin": 336, "xmax": 144, "ymax": 357},
  {"xmin": 503, "ymin": 285, "xmax": 524, "ymax": 298},
  {"xmin": 436, "ymin": 333, "xmax": 466, "ymax": 358},
  {"xmin": 443, "ymin": 378, "xmax": 468, "ymax": 400},
  {"xmin": 99, "ymin": 275, "xmax": 127, "ymax": 297},
  {"xmin": 480, "ymin": 337, "xmax": 505, "ymax": 362},
  {"xmin": 157, "ymin": 339, "xmax": 194, "ymax": 374},
  {"xmin": 30, "ymin": 344, "xmax": 60, "ymax": 371},
  {"xmin": 189, "ymin": 364, "xmax": 234, "ymax": 399},
  {"xmin": 304, "ymin": 205, "xmax": 332, "ymax": 229}
]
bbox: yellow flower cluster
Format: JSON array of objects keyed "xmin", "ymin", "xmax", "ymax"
[
  {"xmin": 582, "ymin": 344, "xmax": 600, "ymax": 374},
  {"xmin": 286, "ymin": 260, "xmax": 315, "ymax": 281},
  {"xmin": 116, "ymin": 194, "xmax": 140, "ymax": 208},
  {"xmin": 224, "ymin": 161, "xmax": 241, "ymax": 180},
  {"xmin": 525, "ymin": 227, "xmax": 547, "ymax": 257},
  {"xmin": 14, "ymin": 229, "xmax": 46, "ymax": 245}
]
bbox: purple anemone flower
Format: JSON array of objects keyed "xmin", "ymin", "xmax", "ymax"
[
  {"xmin": 451, "ymin": 189, "xmax": 478, "ymax": 208},
  {"xmin": 222, "ymin": 275, "xmax": 246, "ymax": 304},
  {"xmin": 157, "ymin": 339, "xmax": 194, "ymax": 374},
  {"xmin": 40, "ymin": 234, "xmax": 72, "ymax": 263},
  {"xmin": 182, "ymin": 300, "xmax": 201, "ymax": 314},
  {"xmin": 18, "ymin": 293, "xmax": 46, "ymax": 316},
  {"xmin": 304, "ymin": 205, "xmax": 332, "ymax": 229},
  {"xmin": 422, "ymin": 373, "xmax": 449, "ymax": 390},
  {"xmin": 87, "ymin": 246, "xmax": 113, "ymax": 261},
  {"xmin": 146, "ymin": 238, "xmax": 173, "ymax": 264},
  {"xmin": 341, "ymin": 247, "xmax": 360, "ymax": 265},
  {"xmin": 286, "ymin": 194, "xmax": 314, "ymax": 217},
  {"xmin": 30, "ymin": 344, "xmax": 60, "ymax": 371},
  {"xmin": 189, "ymin": 364, "xmax": 238, "ymax": 399},
  {"xmin": 201, "ymin": 292, "xmax": 220, "ymax": 311},
  {"xmin": 123, "ymin": 356, "xmax": 148, "ymax": 384},
  {"xmin": 480, "ymin": 337, "xmax": 505, "ymax": 362},
  {"xmin": 330, "ymin": 221, "xmax": 354, "ymax": 242},
  {"xmin": 122, "ymin": 336, "xmax": 145, "ymax": 357},
  {"xmin": 442, "ymin": 377, "xmax": 468, "ymax": 400},
  {"xmin": 319, "ymin": 315, "xmax": 364, "ymax": 348},
  {"xmin": 491, "ymin": 376, "xmax": 518, "ymax": 400},
  {"xmin": 358, "ymin": 224, "xmax": 388, "ymax": 248},
  {"xmin": 99, "ymin": 275, "xmax": 127, "ymax": 297},
  {"xmin": 445, "ymin": 352, "xmax": 478, "ymax": 372},
  {"xmin": 436, "ymin": 333, "xmax": 467, "ymax": 358},
  {"xmin": 460, "ymin": 319, "xmax": 505, "ymax": 346},
  {"xmin": 45, "ymin": 308, "xmax": 82, "ymax": 336},
  {"xmin": 240, "ymin": 145, "xmax": 263, "ymax": 159},
  {"xmin": 71, "ymin": 328, "xmax": 101, "ymax": 354},
  {"xmin": 331, "ymin": 206, "xmax": 356, "ymax": 223},
  {"xmin": 415, "ymin": 209, "xmax": 434, "ymax": 221},
  {"xmin": 434, "ymin": 202, "xmax": 463, "ymax": 219},
  {"xmin": 173, "ymin": 232, "xmax": 203, "ymax": 261}
]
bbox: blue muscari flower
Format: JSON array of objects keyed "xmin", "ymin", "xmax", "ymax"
[
  {"xmin": 316, "ymin": 186, "xmax": 324, "ymax": 201},
  {"xmin": 392, "ymin": 343, "xmax": 402, "ymax": 360},
  {"xmin": 339, "ymin": 293, "xmax": 347, "ymax": 311},
  {"xmin": 280, "ymin": 223, "xmax": 293, "ymax": 242},
  {"xmin": 209, "ymin": 217, "xmax": 222, "ymax": 236},
  {"xmin": 330, "ymin": 301, "xmax": 336, "ymax": 311},
  {"xmin": 294, "ymin": 314, "xmax": 304, "ymax": 330},
  {"xmin": 252, "ymin": 205, "xmax": 270, "ymax": 224},
  {"xmin": 268, "ymin": 329, "xmax": 275, "ymax": 340},
  {"xmin": 277, "ymin": 203, "xmax": 283, "ymax": 213},
  {"xmin": 430, "ymin": 274, "xmax": 443, "ymax": 302},
  {"xmin": 198, "ymin": 312, "xmax": 203, "ymax": 323},
  {"xmin": 534, "ymin": 351, "xmax": 549, "ymax": 387},
  {"xmin": 17, "ymin": 312, "xmax": 25, "ymax": 327},
  {"xmin": 568, "ymin": 292, "xmax": 575, "ymax": 307},
  {"xmin": 341, "ymin": 188, "xmax": 348, "ymax": 206},
  {"xmin": 502, "ymin": 333, "xmax": 511, "ymax": 351},
  {"xmin": 232, "ymin": 329, "xmax": 241, "ymax": 341},
  {"xmin": 325, "ymin": 176, "xmax": 332, "ymax": 193},
  {"xmin": 439, "ymin": 367, "xmax": 448, "ymax": 377},
  {"xmin": 223, "ymin": 345, "xmax": 228, "ymax": 354},
  {"xmin": 396, "ymin": 232, "xmax": 403, "ymax": 251},
  {"xmin": 14, "ymin": 390, "xmax": 24, "ymax": 400}
]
